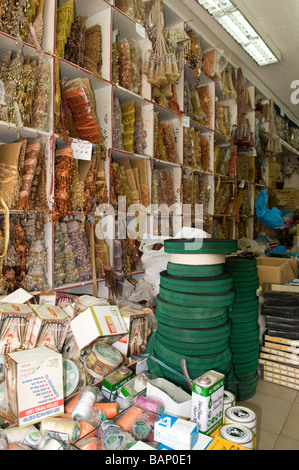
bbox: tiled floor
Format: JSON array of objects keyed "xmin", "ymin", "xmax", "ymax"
[{"xmin": 239, "ymin": 377, "xmax": 299, "ymax": 450}]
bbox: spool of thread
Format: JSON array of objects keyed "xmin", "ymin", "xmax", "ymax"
[
  {"xmin": 79, "ymin": 421, "xmax": 97, "ymax": 439},
  {"xmin": 72, "ymin": 388, "xmax": 97, "ymax": 421},
  {"xmin": 76, "ymin": 437, "xmax": 99, "ymax": 450},
  {"xmin": 2, "ymin": 425, "xmax": 42, "ymax": 449},
  {"xmin": 131, "ymin": 420, "xmax": 152, "ymax": 441},
  {"xmin": 40, "ymin": 438, "xmax": 64, "ymax": 450},
  {"xmin": 134, "ymin": 395, "xmax": 165, "ymax": 415},
  {"xmin": 93, "ymin": 402, "xmax": 120, "ymax": 419},
  {"xmin": 40, "ymin": 417, "xmax": 80, "ymax": 444},
  {"xmin": 115, "ymin": 406, "xmax": 143, "ymax": 432},
  {"xmin": 100, "ymin": 421, "xmax": 126, "ymax": 450},
  {"xmin": 65, "ymin": 392, "xmax": 80, "ymax": 413}
]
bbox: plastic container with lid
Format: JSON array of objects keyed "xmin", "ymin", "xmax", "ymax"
[
  {"xmin": 85, "ymin": 342, "xmax": 124, "ymax": 378},
  {"xmin": 219, "ymin": 423, "xmax": 254, "ymax": 449}
]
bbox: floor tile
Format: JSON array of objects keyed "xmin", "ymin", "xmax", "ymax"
[
  {"xmin": 256, "ymin": 429, "xmax": 278, "ymax": 450},
  {"xmin": 256, "ymin": 378, "xmax": 298, "ymax": 402},
  {"xmin": 280, "ymin": 402, "xmax": 299, "ymax": 439},
  {"xmin": 274, "ymin": 435, "xmax": 299, "ymax": 450},
  {"xmin": 238, "ymin": 392, "xmax": 292, "ymax": 434}
]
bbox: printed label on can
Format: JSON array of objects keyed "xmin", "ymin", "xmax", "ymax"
[{"xmin": 191, "ymin": 370, "xmax": 224, "ymax": 434}]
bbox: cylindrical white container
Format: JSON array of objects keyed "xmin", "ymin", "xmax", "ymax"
[
  {"xmin": 224, "ymin": 405, "xmax": 257, "ymax": 432},
  {"xmin": 224, "ymin": 405, "xmax": 257, "ymax": 448},
  {"xmin": 223, "ymin": 391, "xmax": 236, "ymax": 416},
  {"xmin": 219, "ymin": 424, "xmax": 254, "ymax": 449}
]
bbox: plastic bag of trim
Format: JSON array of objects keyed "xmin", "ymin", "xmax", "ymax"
[{"xmin": 255, "ymin": 190, "xmax": 285, "ymax": 230}]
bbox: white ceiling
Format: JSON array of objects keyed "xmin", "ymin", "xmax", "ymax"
[{"xmin": 172, "ymin": 0, "xmax": 299, "ymax": 125}]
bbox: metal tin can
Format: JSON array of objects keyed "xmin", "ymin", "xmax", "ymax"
[
  {"xmin": 219, "ymin": 423, "xmax": 254, "ymax": 449},
  {"xmin": 191, "ymin": 370, "xmax": 225, "ymax": 435},
  {"xmin": 224, "ymin": 405, "xmax": 257, "ymax": 448}
]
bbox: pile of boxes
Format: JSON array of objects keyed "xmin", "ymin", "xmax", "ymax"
[{"xmin": 0, "ymin": 287, "xmax": 257, "ymax": 451}]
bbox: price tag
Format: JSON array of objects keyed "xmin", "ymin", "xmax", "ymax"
[
  {"xmin": 71, "ymin": 139, "xmax": 93, "ymax": 161},
  {"xmin": 136, "ymin": 23, "xmax": 146, "ymax": 38},
  {"xmin": 238, "ymin": 180, "xmax": 245, "ymax": 188},
  {"xmin": 182, "ymin": 115, "xmax": 190, "ymax": 128}
]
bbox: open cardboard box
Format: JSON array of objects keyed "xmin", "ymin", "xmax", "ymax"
[{"xmin": 257, "ymin": 257, "xmax": 298, "ymax": 287}]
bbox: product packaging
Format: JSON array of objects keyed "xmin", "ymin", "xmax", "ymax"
[
  {"xmin": 5, "ymin": 346, "xmax": 64, "ymax": 427},
  {"xmin": 154, "ymin": 413, "xmax": 199, "ymax": 450},
  {"xmin": 70, "ymin": 305, "xmax": 128, "ymax": 350},
  {"xmin": 29, "ymin": 305, "xmax": 71, "ymax": 352},
  {"xmin": 113, "ymin": 308, "xmax": 148, "ymax": 357}
]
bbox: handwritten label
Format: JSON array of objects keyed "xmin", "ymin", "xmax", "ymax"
[
  {"xmin": 182, "ymin": 116, "xmax": 190, "ymax": 128},
  {"xmin": 71, "ymin": 139, "xmax": 93, "ymax": 161}
]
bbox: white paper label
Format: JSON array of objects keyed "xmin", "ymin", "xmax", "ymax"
[
  {"xmin": 182, "ymin": 116, "xmax": 190, "ymax": 128},
  {"xmin": 71, "ymin": 139, "xmax": 93, "ymax": 161}
]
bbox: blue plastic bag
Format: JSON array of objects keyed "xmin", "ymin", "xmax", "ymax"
[{"xmin": 255, "ymin": 190, "xmax": 285, "ymax": 230}]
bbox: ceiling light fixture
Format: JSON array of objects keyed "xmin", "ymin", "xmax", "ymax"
[{"xmin": 197, "ymin": 0, "xmax": 280, "ymax": 66}]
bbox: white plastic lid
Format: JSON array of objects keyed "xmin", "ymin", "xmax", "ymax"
[
  {"xmin": 63, "ymin": 359, "xmax": 79, "ymax": 397},
  {"xmin": 220, "ymin": 424, "xmax": 254, "ymax": 445},
  {"xmin": 225, "ymin": 406, "xmax": 256, "ymax": 424}
]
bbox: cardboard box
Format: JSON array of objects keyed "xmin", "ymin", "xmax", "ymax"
[
  {"xmin": 112, "ymin": 308, "xmax": 148, "ymax": 357},
  {"xmin": 263, "ymin": 371, "xmax": 299, "ymax": 391},
  {"xmin": 5, "ymin": 346, "xmax": 64, "ymax": 427},
  {"xmin": 101, "ymin": 366, "xmax": 133, "ymax": 400},
  {"xmin": 257, "ymin": 257, "xmax": 298, "ymax": 287},
  {"xmin": 0, "ymin": 302, "xmax": 36, "ymax": 354},
  {"xmin": 146, "ymin": 377, "xmax": 192, "ymax": 420},
  {"xmin": 206, "ymin": 435, "xmax": 250, "ymax": 450},
  {"xmin": 154, "ymin": 413, "xmax": 199, "ymax": 450},
  {"xmin": 29, "ymin": 305, "xmax": 71, "ymax": 352},
  {"xmin": 264, "ymin": 282, "xmax": 299, "ymax": 293},
  {"xmin": 71, "ymin": 305, "xmax": 128, "ymax": 350}
]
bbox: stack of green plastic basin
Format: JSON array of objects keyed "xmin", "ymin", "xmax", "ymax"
[
  {"xmin": 146, "ymin": 238, "xmax": 238, "ymax": 393},
  {"xmin": 225, "ymin": 255, "xmax": 260, "ymax": 400}
]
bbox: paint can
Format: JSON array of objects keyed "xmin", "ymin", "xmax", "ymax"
[
  {"xmin": 219, "ymin": 423, "xmax": 254, "ymax": 449},
  {"xmin": 224, "ymin": 405, "xmax": 257, "ymax": 448}
]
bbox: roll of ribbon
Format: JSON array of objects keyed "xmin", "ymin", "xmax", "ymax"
[
  {"xmin": 167, "ymin": 262, "xmax": 224, "ymax": 277},
  {"xmin": 133, "ymin": 395, "xmax": 165, "ymax": 415},
  {"xmin": 164, "ymin": 238, "xmax": 238, "ymax": 255},
  {"xmin": 159, "ymin": 271, "xmax": 234, "ymax": 294}
]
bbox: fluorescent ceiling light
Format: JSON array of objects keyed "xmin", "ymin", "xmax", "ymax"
[{"xmin": 197, "ymin": 0, "xmax": 279, "ymax": 66}]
